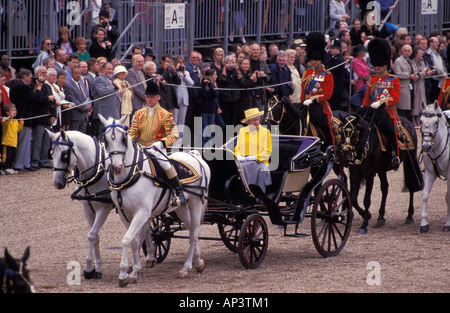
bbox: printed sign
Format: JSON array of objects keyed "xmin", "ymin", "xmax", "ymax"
[
  {"xmin": 165, "ymin": 3, "xmax": 185, "ymax": 29},
  {"xmin": 421, "ymin": 0, "xmax": 437, "ymax": 15}
]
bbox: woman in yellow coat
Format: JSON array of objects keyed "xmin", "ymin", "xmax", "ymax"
[{"xmin": 235, "ymin": 108, "xmax": 272, "ymax": 192}]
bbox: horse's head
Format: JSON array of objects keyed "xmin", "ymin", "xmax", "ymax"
[
  {"xmin": 1, "ymin": 247, "xmax": 35, "ymax": 293},
  {"xmin": 46, "ymin": 130, "xmax": 77, "ymax": 189},
  {"xmin": 337, "ymin": 113, "xmax": 365, "ymax": 165},
  {"xmin": 264, "ymin": 96, "xmax": 284, "ymax": 127},
  {"xmin": 99, "ymin": 114, "xmax": 129, "ymax": 175},
  {"xmin": 420, "ymin": 101, "xmax": 445, "ymax": 152}
]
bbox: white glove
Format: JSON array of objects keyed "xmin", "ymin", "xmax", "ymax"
[
  {"xmin": 303, "ymin": 99, "xmax": 313, "ymax": 107},
  {"xmin": 246, "ymin": 156, "xmax": 257, "ymax": 161},
  {"xmin": 443, "ymin": 110, "xmax": 450, "ymax": 119},
  {"xmin": 151, "ymin": 141, "xmax": 165, "ymax": 151},
  {"xmin": 370, "ymin": 101, "xmax": 382, "ymax": 109}
]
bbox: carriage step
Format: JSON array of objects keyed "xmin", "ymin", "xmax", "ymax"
[{"xmin": 284, "ymin": 233, "xmax": 309, "ymax": 238}]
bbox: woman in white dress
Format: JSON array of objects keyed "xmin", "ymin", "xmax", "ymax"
[{"xmin": 45, "ymin": 68, "xmax": 66, "ymax": 130}]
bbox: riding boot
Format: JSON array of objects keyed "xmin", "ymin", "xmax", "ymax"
[
  {"xmin": 390, "ymin": 143, "xmax": 400, "ymax": 171},
  {"xmin": 165, "ymin": 166, "xmax": 187, "ymax": 205}
]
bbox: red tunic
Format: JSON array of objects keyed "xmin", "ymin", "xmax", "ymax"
[
  {"xmin": 301, "ymin": 65, "xmax": 334, "ymax": 144},
  {"xmin": 437, "ymin": 78, "xmax": 450, "ymax": 108},
  {"xmin": 362, "ymin": 73, "xmax": 400, "ymax": 121}
]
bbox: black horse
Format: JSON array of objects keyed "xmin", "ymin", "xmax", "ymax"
[
  {"xmin": 336, "ymin": 110, "xmax": 424, "ymax": 234},
  {"xmin": 0, "ymin": 247, "xmax": 35, "ymax": 293}
]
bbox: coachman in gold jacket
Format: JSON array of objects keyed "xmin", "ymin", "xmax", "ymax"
[{"xmin": 129, "ymin": 81, "xmax": 186, "ymax": 204}]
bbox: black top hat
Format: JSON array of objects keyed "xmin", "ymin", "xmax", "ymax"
[
  {"xmin": 306, "ymin": 32, "xmax": 326, "ymax": 61},
  {"xmin": 368, "ymin": 38, "xmax": 390, "ymax": 67},
  {"xmin": 145, "ymin": 81, "xmax": 160, "ymax": 96}
]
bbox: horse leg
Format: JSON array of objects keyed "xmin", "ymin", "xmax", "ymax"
[
  {"xmin": 119, "ymin": 209, "xmax": 151, "ymax": 287},
  {"xmin": 444, "ymin": 180, "xmax": 450, "ymax": 232},
  {"xmin": 420, "ymin": 172, "xmax": 436, "ymax": 233},
  {"xmin": 143, "ymin": 226, "xmax": 158, "ymax": 268},
  {"xmin": 189, "ymin": 197, "xmax": 205, "ymax": 274},
  {"xmin": 375, "ymin": 171, "xmax": 389, "ymax": 227},
  {"xmin": 358, "ymin": 174, "xmax": 375, "ymax": 234},
  {"xmin": 349, "ymin": 170, "xmax": 365, "ymax": 219},
  {"xmin": 405, "ymin": 191, "xmax": 415, "ymax": 224},
  {"xmin": 82, "ymin": 204, "xmax": 110, "ymax": 279},
  {"xmin": 128, "ymin": 232, "xmax": 143, "ymax": 285}
]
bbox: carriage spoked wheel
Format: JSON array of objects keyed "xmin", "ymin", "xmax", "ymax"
[
  {"xmin": 217, "ymin": 213, "xmax": 241, "ymax": 253},
  {"xmin": 238, "ymin": 214, "xmax": 269, "ymax": 269},
  {"xmin": 311, "ymin": 179, "xmax": 352, "ymax": 258},
  {"xmin": 148, "ymin": 216, "xmax": 171, "ymax": 264}
]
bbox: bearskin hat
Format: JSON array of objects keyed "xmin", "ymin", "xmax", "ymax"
[
  {"xmin": 306, "ymin": 32, "xmax": 326, "ymax": 62},
  {"xmin": 368, "ymin": 38, "xmax": 390, "ymax": 67}
]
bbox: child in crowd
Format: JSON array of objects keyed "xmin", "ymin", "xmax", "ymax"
[{"xmin": 1, "ymin": 103, "xmax": 24, "ymax": 174}]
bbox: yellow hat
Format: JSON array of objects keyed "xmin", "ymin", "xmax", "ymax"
[{"xmin": 241, "ymin": 108, "xmax": 264, "ymax": 124}]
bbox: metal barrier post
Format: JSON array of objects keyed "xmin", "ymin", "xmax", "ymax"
[{"xmin": 256, "ymin": 0, "xmax": 263, "ymax": 44}]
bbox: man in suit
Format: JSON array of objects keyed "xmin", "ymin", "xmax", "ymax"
[
  {"xmin": 54, "ymin": 49, "xmax": 67, "ymax": 73},
  {"xmin": 185, "ymin": 50, "xmax": 202, "ymax": 140},
  {"xmin": 31, "ymin": 66, "xmax": 57, "ymax": 169},
  {"xmin": 125, "ymin": 54, "xmax": 147, "ymax": 114},
  {"xmin": 64, "ymin": 66, "xmax": 91, "ymax": 133},
  {"xmin": 268, "ymin": 50, "xmax": 293, "ymax": 99},
  {"xmin": 93, "ymin": 61, "xmax": 121, "ymax": 135},
  {"xmin": 325, "ymin": 39, "xmax": 348, "ymax": 111},
  {"xmin": 9, "ymin": 69, "xmax": 48, "ymax": 171}
]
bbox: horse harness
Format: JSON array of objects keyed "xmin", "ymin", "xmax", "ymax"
[
  {"xmin": 420, "ymin": 110, "xmax": 450, "ymax": 180},
  {"xmin": 50, "ymin": 134, "xmax": 114, "ymax": 213},
  {"xmin": 1, "ymin": 260, "xmax": 34, "ymax": 293},
  {"xmin": 102, "ymin": 123, "xmax": 209, "ymax": 222}
]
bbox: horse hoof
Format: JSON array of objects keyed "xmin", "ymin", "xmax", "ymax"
[
  {"xmin": 420, "ymin": 225, "xmax": 430, "ymax": 233},
  {"xmin": 94, "ymin": 272, "xmax": 102, "ymax": 279},
  {"xmin": 358, "ymin": 228, "xmax": 368, "ymax": 235},
  {"xmin": 83, "ymin": 269, "xmax": 96, "ymax": 280},
  {"xmin": 405, "ymin": 218, "xmax": 414, "ymax": 225},
  {"xmin": 374, "ymin": 219, "xmax": 385, "ymax": 228},
  {"xmin": 144, "ymin": 259, "xmax": 157, "ymax": 268},
  {"xmin": 129, "ymin": 277, "xmax": 137, "ymax": 285},
  {"xmin": 119, "ymin": 277, "xmax": 130, "ymax": 288},
  {"xmin": 178, "ymin": 269, "xmax": 189, "ymax": 279},
  {"xmin": 442, "ymin": 226, "xmax": 450, "ymax": 232},
  {"xmin": 195, "ymin": 260, "xmax": 205, "ymax": 273}
]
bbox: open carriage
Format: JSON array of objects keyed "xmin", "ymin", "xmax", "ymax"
[{"xmin": 150, "ymin": 135, "xmax": 353, "ymax": 269}]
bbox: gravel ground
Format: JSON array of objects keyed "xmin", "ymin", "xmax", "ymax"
[{"xmin": 1, "ymin": 161, "xmax": 449, "ymax": 294}]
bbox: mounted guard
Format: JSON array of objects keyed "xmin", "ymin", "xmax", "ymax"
[
  {"xmin": 361, "ymin": 38, "xmax": 401, "ymax": 169},
  {"xmin": 300, "ymin": 32, "xmax": 335, "ymax": 147}
]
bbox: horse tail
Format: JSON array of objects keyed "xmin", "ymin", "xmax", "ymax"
[{"xmin": 402, "ymin": 123, "xmax": 424, "ymax": 193}]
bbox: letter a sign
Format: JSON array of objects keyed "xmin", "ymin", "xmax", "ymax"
[
  {"xmin": 421, "ymin": 0, "xmax": 437, "ymax": 15},
  {"xmin": 165, "ymin": 3, "xmax": 185, "ymax": 29}
]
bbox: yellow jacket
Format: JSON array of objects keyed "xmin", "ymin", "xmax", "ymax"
[
  {"xmin": 1, "ymin": 118, "xmax": 23, "ymax": 148},
  {"xmin": 235, "ymin": 125, "xmax": 272, "ymax": 166},
  {"xmin": 128, "ymin": 104, "xmax": 178, "ymax": 147}
]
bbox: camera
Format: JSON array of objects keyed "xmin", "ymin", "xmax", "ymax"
[
  {"xmin": 178, "ymin": 65, "xmax": 185, "ymax": 72},
  {"xmin": 101, "ymin": 21, "xmax": 108, "ymax": 28}
]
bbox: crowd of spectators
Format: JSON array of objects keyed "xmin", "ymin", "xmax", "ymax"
[{"xmin": 1, "ymin": 0, "xmax": 450, "ymax": 175}]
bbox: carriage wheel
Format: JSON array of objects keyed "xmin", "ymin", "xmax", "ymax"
[
  {"xmin": 311, "ymin": 179, "xmax": 352, "ymax": 258},
  {"xmin": 217, "ymin": 213, "xmax": 241, "ymax": 253},
  {"xmin": 149, "ymin": 216, "xmax": 171, "ymax": 264},
  {"xmin": 238, "ymin": 214, "xmax": 269, "ymax": 269}
]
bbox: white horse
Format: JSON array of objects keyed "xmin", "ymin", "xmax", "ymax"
[
  {"xmin": 418, "ymin": 102, "xmax": 450, "ymax": 233},
  {"xmin": 46, "ymin": 130, "xmax": 158, "ymax": 280},
  {"xmin": 99, "ymin": 115, "xmax": 211, "ymax": 287}
]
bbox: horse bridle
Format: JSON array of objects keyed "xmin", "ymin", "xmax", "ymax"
[
  {"xmin": 49, "ymin": 135, "xmax": 77, "ymax": 173},
  {"xmin": 264, "ymin": 96, "xmax": 283, "ymax": 125},
  {"xmin": 101, "ymin": 123, "xmax": 129, "ymax": 158},
  {"xmin": 420, "ymin": 110, "xmax": 450, "ymax": 178},
  {"xmin": 1, "ymin": 261, "xmax": 35, "ymax": 293}
]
